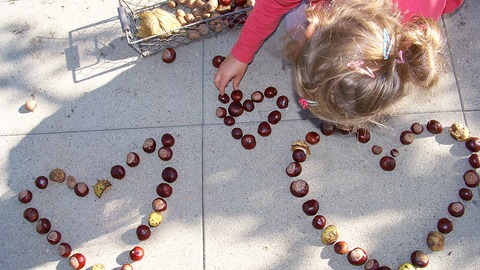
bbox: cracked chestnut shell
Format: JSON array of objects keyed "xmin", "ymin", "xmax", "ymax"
[
  {"xmin": 162, "ymin": 167, "xmax": 178, "ymax": 183},
  {"xmin": 321, "ymin": 225, "xmax": 339, "ymax": 245}
]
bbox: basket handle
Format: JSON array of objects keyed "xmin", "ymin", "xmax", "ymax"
[{"xmin": 117, "ymin": 6, "xmax": 130, "ymax": 33}]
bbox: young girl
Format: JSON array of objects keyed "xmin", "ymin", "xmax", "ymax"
[{"xmin": 214, "ymin": 0, "xmax": 463, "ymax": 128}]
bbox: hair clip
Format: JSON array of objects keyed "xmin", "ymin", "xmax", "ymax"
[
  {"xmin": 347, "ymin": 60, "xmax": 375, "ymax": 79},
  {"xmin": 396, "ymin": 50, "xmax": 405, "ymax": 64},
  {"xmin": 299, "ymin": 97, "xmax": 318, "ymax": 110},
  {"xmin": 383, "ymin": 28, "xmax": 393, "ymax": 60}
]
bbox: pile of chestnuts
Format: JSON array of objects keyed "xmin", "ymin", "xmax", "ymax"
[
  {"xmin": 285, "ymin": 120, "xmax": 479, "ymax": 269},
  {"xmin": 18, "ymin": 133, "xmax": 178, "ymax": 270},
  {"xmin": 215, "ymin": 86, "xmax": 289, "ymax": 150}
]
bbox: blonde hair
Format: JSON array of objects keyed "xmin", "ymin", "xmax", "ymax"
[{"xmin": 285, "ymin": 0, "xmax": 445, "ymax": 128}]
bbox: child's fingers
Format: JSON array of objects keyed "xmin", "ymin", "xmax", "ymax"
[{"xmin": 214, "ymin": 73, "xmax": 226, "ymax": 95}]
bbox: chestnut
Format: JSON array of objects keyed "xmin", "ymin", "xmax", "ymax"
[
  {"xmin": 251, "ymin": 91, "xmax": 264, "ymax": 103},
  {"xmin": 49, "ymin": 168, "xmax": 66, "ymax": 183},
  {"xmin": 426, "ymin": 119, "xmax": 443, "ymax": 134},
  {"xmin": 410, "ymin": 122, "xmax": 424, "ymax": 135},
  {"xmin": 36, "ymin": 218, "xmax": 51, "ymax": 234},
  {"xmin": 468, "ymin": 154, "xmax": 480, "ymax": 168},
  {"xmin": 231, "ymin": 127, "xmax": 243, "ymax": 140},
  {"xmin": 448, "ymin": 201, "xmax": 465, "ymax": 217},
  {"xmin": 292, "ymin": 149, "xmax": 307, "ymax": 163},
  {"xmin": 312, "ymin": 215, "xmax": 326, "ymax": 230},
  {"xmin": 47, "ymin": 230, "xmax": 62, "ymax": 245},
  {"xmin": 371, "ymin": 145, "xmax": 383, "ymax": 155},
  {"xmin": 228, "ymin": 101, "xmax": 244, "ymax": 117},
  {"xmin": 74, "ymin": 182, "xmax": 89, "ymax": 197},
  {"xmin": 463, "ymin": 169, "xmax": 479, "ymax": 188},
  {"xmin": 121, "ymin": 264, "xmax": 133, "ymax": 270},
  {"xmin": 58, "ymin": 242, "xmax": 72, "ymax": 258},
  {"xmin": 66, "ymin": 175, "xmax": 77, "ymax": 189},
  {"xmin": 126, "ymin": 152, "xmax": 140, "ymax": 167},
  {"xmin": 276, "ymin": 95, "xmax": 289, "ymax": 109},
  {"xmin": 290, "ymin": 179, "xmax": 309, "ymax": 197},
  {"xmin": 130, "ymin": 246, "xmax": 144, "ymax": 261},
  {"xmin": 264, "ymin": 86, "xmax": 278, "ymax": 98},
  {"xmin": 156, "ymin": 183, "xmax": 173, "ymax": 198},
  {"xmin": 347, "ymin": 247, "xmax": 368, "ymax": 266},
  {"xmin": 136, "ymin": 225, "xmax": 151, "ymax": 241},
  {"xmin": 400, "ymin": 130, "xmax": 415, "ymax": 145},
  {"xmin": 161, "ymin": 48, "xmax": 176, "ymax": 63},
  {"xmin": 23, "ymin": 207, "xmax": 39, "ymax": 222},
  {"xmin": 161, "ymin": 133, "xmax": 175, "ymax": 147},
  {"xmin": 234, "ymin": 0, "xmax": 247, "ymax": 6},
  {"xmin": 465, "ymin": 137, "xmax": 480, "ymax": 152},
  {"xmin": 390, "ymin": 149, "xmax": 399, "ymax": 157},
  {"xmin": 162, "ymin": 167, "xmax": 178, "ymax": 183},
  {"xmin": 268, "ymin": 110, "xmax": 282, "ymax": 125},
  {"xmin": 152, "ymin": 197, "xmax": 168, "ymax": 212},
  {"xmin": 231, "ymin": 90, "xmax": 243, "ymax": 102},
  {"xmin": 286, "ymin": 162, "xmax": 302, "ymax": 177},
  {"xmin": 333, "ymin": 241, "xmax": 348, "ymax": 255},
  {"xmin": 242, "ymin": 99, "xmax": 255, "ymax": 112},
  {"xmin": 35, "ymin": 176, "xmax": 48, "ymax": 189},
  {"xmin": 241, "ymin": 134, "xmax": 256, "ymax": 150},
  {"xmin": 218, "ymin": 93, "xmax": 230, "ymax": 104},
  {"xmin": 305, "ymin": 131, "xmax": 320, "ymax": 145},
  {"xmin": 397, "ymin": 263, "xmax": 415, "ymax": 270},
  {"xmin": 216, "ymin": 107, "xmax": 227, "ymax": 118},
  {"xmin": 410, "ymin": 250, "xmax": 429, "ymax": 268},
  {"xmin": 459, "ymin": 188, "xmax": 473, "ymax": 201},
  {"xmin": 426, "ymin": 231, "xmax": 444, "ymax": 251},
  {"xmin": 437, "ymin": 217, "xmax": 454, "ymax": 234},
  {"xmin": 111, "ymin": 165, "xmax": 126, "ymax": 179},
  {"xmin": 143, "ymin": 138, "xmax": 156, "ymax": 153},
  {"xmin": 224, "ymin": 116, "xmax": 235, "ymax": 126},
  {"xmin": 364, "ymin": 259, "xmax": 379, "ymax": 270},
  {"xmin": 18, "ymin": 190, "xmax": 33, "ymax": 204},
  {"xmin": 258, "ymin": 122, "xmax": 272, "ymax": 137},
  {"xmin": 158, "ymin": 146, "xmax": 173, "ymax": 161},
  {"xmin": 302, "ymin": 199, "xmax": 319, "ymax": 216},
  {"xmin": 212, "ymin": 55, "xmax": 225, "ymax": 68},
  {"xmin": 379, "ymin": 156, "xmax": 396, "ymax": 171},
  {"xmin": 321, "ymin": 225, "xmax": 339, "ymax": 245},
  {"xmin": 356, "ymin": 128, "xmax": 370, "ymax": 143},
  {"xmin": 320, "ymin": 122, "xmax": 334, "ymax": 136},
  {"xmin": 69, "ymin": 253, "xmax": 86, "ymax": 269}
]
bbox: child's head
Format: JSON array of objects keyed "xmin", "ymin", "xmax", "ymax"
[{"xmin": 286, "ymin": 0, "xmax": 445, "ymax": 128}]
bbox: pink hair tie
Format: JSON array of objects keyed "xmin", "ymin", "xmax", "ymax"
[
  {"xmin": 299, "ymin": 98, "xmax": 318, "ymax": 110},
  {"xmin": 347, "ymin": 60, "xmax": 375, "ymax": 79},
  {"xmin": 397, "ymin": 50, "xmax": 405, "ymax": 64}
]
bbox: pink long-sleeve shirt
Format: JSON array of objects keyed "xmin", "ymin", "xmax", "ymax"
[{"xmin": 232, "ymin": 0, "xmax": 463, "ymax": 64}]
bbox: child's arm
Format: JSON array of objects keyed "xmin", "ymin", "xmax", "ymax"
[{"xmin": 214, "ymin": 0, "xmax": 302, "ymax": 94}]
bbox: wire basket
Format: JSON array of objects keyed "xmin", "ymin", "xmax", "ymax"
[{"xmin": 118, "ymin": 0, "xmax": 253, "ymax": 57}]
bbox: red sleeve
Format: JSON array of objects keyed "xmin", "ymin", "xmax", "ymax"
[
  {"xmin": 231, "ymin": 0, "xmax": 302, "ymax": 63},
  {"xmin": 396, "ymin": 0, "xmax": 463, "ymax": 21}
]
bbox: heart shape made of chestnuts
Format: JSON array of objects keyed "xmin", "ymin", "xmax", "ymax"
[
  {"xmin": 216, "ymin": 86, "xmax": 290, "ymax": 150},
  {"xmin": 18, "ymin": 133, "xmax": 178, "ymax": 270},
  {"xmin": 286, "ymin": 120, "xmax": 480, "ymax": 270}
]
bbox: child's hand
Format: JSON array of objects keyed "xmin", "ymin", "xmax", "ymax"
[{"xmin": 214, "ymin": 54, "xmax": 248, "ymax": 95}]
